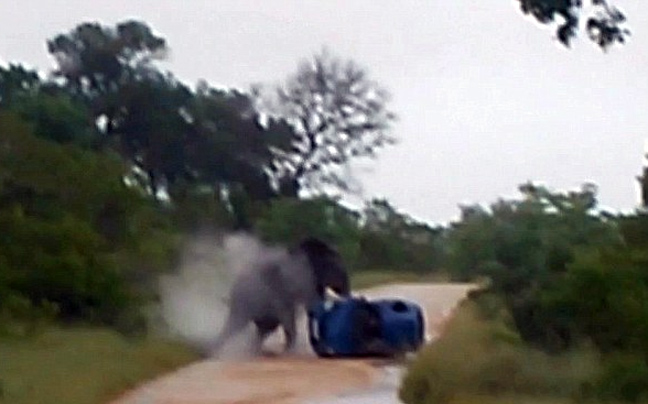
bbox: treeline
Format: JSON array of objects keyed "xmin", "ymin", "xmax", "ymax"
[
  {"xmin": 0, "ymin": 20, "xmax": 444, "ymax": 334},
  {"xmin": 403, "ymin": 182, "xmax": 648, "ymax": 403}
]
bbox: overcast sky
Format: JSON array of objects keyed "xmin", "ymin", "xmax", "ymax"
[{"xmin": 1, "ymin": 1, "xmax": 647, "ymax": 224}]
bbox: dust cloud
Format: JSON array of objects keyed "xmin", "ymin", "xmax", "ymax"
[{"xmin": 154, "ymin": 231, "xmax": 314, "ymax": 359}]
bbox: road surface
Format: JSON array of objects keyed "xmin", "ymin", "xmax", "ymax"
[{"xmin": 110, "ymin": 283, "xmax": 475, "ymax": 404}]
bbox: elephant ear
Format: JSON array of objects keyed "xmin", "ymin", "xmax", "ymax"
[
  {"xmin": 295, "ymin": 237, "xmax": 337, "ymax": 258},
  {"xmin": 295, "ymin": 237, "xmax": 350, "ymax": 297}
]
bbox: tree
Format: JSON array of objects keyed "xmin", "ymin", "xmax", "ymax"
[
  {"xmin": 0, "ymin": 64, "xmax": 41, "ymax": 108},
  {"xmin": 46, "ymin": 21, "xmax": 299, "ymax": 206},
  {"xmin": 516, "ymin": 0, "xmax": 630, "ymax": 50},
  {"xmin": 111, "ymin": 71, "xmax": 194, "ymax": 197},
  {"xmin": 256, "ymin": 49, "xmax": 397, "ymax": 196},
  {"xmin": 187, "ymin": 83, "xmax": 293, "ymax": 201},
  {"xmin": 47, "ymin": 20, "xmax": 167, "ymax": 105},
  {"xmin": 46, "ymin": 21, "xmax": 183, "ymax": 197}
]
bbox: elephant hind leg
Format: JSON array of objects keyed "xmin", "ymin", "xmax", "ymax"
[{"xmin": 208, "ymin": 313, "xmax": 249, "ymax": 358}]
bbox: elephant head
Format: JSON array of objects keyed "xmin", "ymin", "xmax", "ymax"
[{"xmin": 293, "ymin": 237, "xmax": 351, "ymax": 299}]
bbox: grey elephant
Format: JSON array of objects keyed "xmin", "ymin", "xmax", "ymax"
[{"xmin": 207, "ymin": 237, "xmax": 350, "ymax": 357}]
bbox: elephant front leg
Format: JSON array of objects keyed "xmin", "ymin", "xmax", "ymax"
[{"xmin": 253, "ymin": 317, "xmax": 279, "ymax": 356}]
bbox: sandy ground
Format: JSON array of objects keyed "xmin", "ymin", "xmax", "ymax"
[{"xmin": 110, "ymin": 283, "xmax": 475, "ymax": 404}]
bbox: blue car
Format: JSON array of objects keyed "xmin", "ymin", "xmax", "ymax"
[{"xmin": 307, "ymin": 296, "xmax": 426, "ymax": 358}]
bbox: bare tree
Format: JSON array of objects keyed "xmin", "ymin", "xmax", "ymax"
[{"xmin": 256, "ymin": 49, "xmax": 397, "ymax": 197}]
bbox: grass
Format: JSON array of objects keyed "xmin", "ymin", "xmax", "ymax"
[
  {"xmin": 0, "ymin": 326, "xmax": 199, "ymax": 404},
  {"xmin": 351, "ymin": 269, "xmax": 449, "ymax": 290},
  {"xmin": 398, "ymin": 301, "xmax": 609, "ymax": 404}
]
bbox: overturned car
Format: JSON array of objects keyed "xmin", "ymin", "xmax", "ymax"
[{"xmin": 307, "ymin": 295, "xmax": 426, "ymax": 358}]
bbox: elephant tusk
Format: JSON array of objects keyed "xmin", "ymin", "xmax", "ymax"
[{"xmin": 324, "ymin": 287, "xmax": 345, "ymax": 301}]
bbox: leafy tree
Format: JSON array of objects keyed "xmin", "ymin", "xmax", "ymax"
[
  {"xmin": 186, "ymin": 84, "xmax": 293, "ymax": 202},
  {"xmin": 13, "ymin": 92, "xmax": 96, "ymax": 147},
  {"xmin": 516, "ymin": 0, "xmax": 630, "ymax": 50},
  {"xmin": 45, "ymin": 21, "xmax": 188, "ymax": 197},
  {"xmin": 47, "ymin": 20, "xmax": 167, "ymax": 108},
  {"xmin": 47, "ymin": 21, "xmax": 301, "ymax": 207},
  {"xmin": 111, "ymin": 71, "xmax": 194, "ymax": 197},
  {"xmin": 255, "ymin": 49, "xmax": 397, "ymax": 196}
]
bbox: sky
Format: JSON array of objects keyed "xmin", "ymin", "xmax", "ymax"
[{"xmin": 1, "ymin": 0, "xmax": 647, "ymax": 224}]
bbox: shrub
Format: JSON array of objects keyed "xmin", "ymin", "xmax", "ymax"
[
  {"xmin": 399, "ymin": 302, "xmax": 600, "ymax": 404},
  {"xmin": 593, "ymin": 355, "xmax": 648, "ymax": 403}
]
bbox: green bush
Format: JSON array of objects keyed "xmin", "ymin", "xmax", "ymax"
[
  {"xmin": 399, "ymin": 302, "xmax": 600, "ymax": 404},
  {"xmin": 593, "ymin": 355, "xmax": 648, "ymax": 403},
  {"xmin": 539, "ymin": 247, "xmax": 648, "ymax": 356},
  {"xmin": 0, "ymin": 291, "xmax": 59, "ymax": 337},
  {"xmin": 0, "ymin": 209, "xmax": 130, "ymax": 324},
  {"xmin": 0, "ymin": 111, "xmax": 180, "ymax": 327}
]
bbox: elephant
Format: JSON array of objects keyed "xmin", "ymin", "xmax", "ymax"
[{"xmin": 206, "ymin": 237, "xmax": 350, "ymax": 357}]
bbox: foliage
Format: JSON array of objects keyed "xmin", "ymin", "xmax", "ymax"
[
  {"xmin": 45, "ymin": 21, "xmax": 297, "ymax": 204},
  {"xmin": 541, "ymin": 247, "xmax": 648, "ymax": 355},
  {"xmin": 0, "ymin": 64, "xmax": 41, "ymax": 108},
  {"xmin": 593, "ymin": 354, "xmax": 648, "ymax": 403},
  {"xmin": 436, "ymin": 182, "xmax": 648, "ymax": 402},
  {"xmin": 185, "ymin": 83, "xmax": 294, "ymax": 204},
  {"xmin": 0, "ymin": 111, "xmax": 175, "ymax": 325},
  {"xmin": 401, "ymin": 298, "xmax": 648, "ymax": 404},
  {"xmin": 445, "ymin": 182, "xmax": 623, "ymax": 351},
  {"xmin": 516, "ymin": 0, "xmax": 630, "ymax": 50},
  {"xmin": 47, "ymin": 19, "xmax": 167, "ymax": 101},
  {"xmin": 13, "ymin": 92, "xmax": 96, "ymax": 147},
  {"xmin": 399, "ymin": 301, "xmax": 600, "ymax": 404}
]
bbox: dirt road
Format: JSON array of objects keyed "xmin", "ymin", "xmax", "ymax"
[{"xmin": 110, "ymin": 283, "xmax": 475, "ymax": 404}]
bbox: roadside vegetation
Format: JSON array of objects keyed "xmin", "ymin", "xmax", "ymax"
[
  {"xmin": 401, "ymin": 301, "xmax": 601, "ymax": 404},
  {"xmin": 400, "ymin": 184, "xmax": 648, "ymax": 404},
  {"xmin": 0, "ymin": 3, "xmax": 641, "ymax": 403},
  {"xmin": 0, "ymin": 328, "xmax": 196, "ymax": 404}
]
